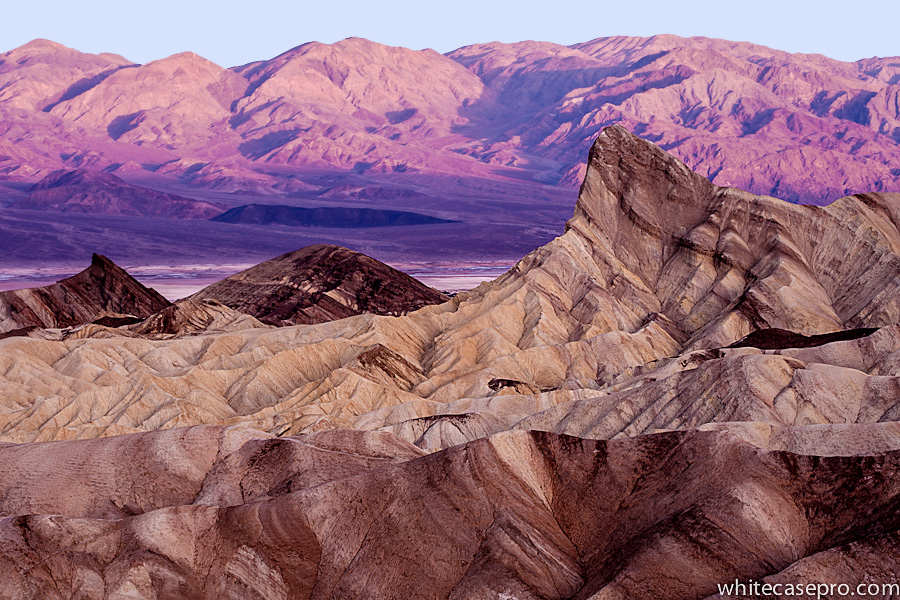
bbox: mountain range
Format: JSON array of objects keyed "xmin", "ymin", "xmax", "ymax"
[
  {"xmin": 2, "ymin": 35, "xmax": 900, "ymax": 268},
  {"xmin": 1, "ymin": 35, "xmax": 899, "ymax": 204},
  {"xmin": 4, "ymin": 32, "xmax": 900, "ymax": 595}
]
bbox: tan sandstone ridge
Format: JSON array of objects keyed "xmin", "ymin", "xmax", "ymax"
[
  {"xmin": 3, "ymin": 127, "xmax": 900, "ymax": 596},
  {"xmin": 4, "ymin": 126, "xmax": 900, "ymax": 444}
]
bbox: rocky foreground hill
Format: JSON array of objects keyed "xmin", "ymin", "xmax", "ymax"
[{"xmin": 4, "ymin": 127, "xmax": 900, "ymax": 597}]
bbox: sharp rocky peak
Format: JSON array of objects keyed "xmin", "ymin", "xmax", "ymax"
[
  {"xmin": 570, "ymin": 124, "xmax": 721, "ymax": 239},
  {"xmin": 544, "ymin": 124, "xmax": 900, "ymax": 349}
]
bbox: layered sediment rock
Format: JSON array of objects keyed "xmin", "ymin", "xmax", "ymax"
[
  {"xmin": 0, "ymin": 253, "xmax": 170, "ymax": 333},
  {"xmin": 190, "ymin": 244, "xmax": 450, "ymax": 325},
  {"xmin": 5, "ymin": 128, "xmax": 900, "ymax": 443},
  {"xmin": 2, "ymin": 427, "xmax": 900, "ymax": 598}
]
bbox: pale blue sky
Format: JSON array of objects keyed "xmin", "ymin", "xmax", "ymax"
[{"xmin": 3, "ymin": 0, "xmax": 898, "ymax": 66}]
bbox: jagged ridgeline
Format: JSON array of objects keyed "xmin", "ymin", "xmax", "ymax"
[
  {"xmin": 3, "ymin": 127, "xmax": 900, "ymax": 597},
  {"xmin": 0, "ymin": 253, "xmax": 170, "ymax": 333},
  {"xmin": 0, "ymin": 245, "xmax": 450, "ymax": 338}
]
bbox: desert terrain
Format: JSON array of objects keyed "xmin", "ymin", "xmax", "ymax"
[{"xmin": 2, "ymin": 125, "xmax": 900, "ymax": 597}]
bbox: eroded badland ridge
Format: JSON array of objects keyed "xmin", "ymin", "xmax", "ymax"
[
  {"xmin": 3, "ymin": 127, "xmax": 900, "ymax": 597},
  {"xmin": 0, "ymin": 244, "xmax": 449, "ymax": 337},
  {"xmin": 0, "ymin": 253, "xmax": 170, "ymax": 333}
]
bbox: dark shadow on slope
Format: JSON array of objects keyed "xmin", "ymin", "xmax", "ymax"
[
  {"xmin": 0, "ymin": 326, "xmax": 38, "ymax": 341},
  {"xmin": 211, "ymin": 204, "xmax": 457, "ymax": 227},
  {"xmin": 728, "ymin": 327, "xmax": 879, "ymax": 350},
  {"xmin": 107, "ymin": 112, "xmax": 143, "ymax": 140},
  {"xmin": 386, "ymin": 108, "xmax": 417, "ymax": 124},
  {"xmin": 450, "ymin": 64, "xmax": 626, "ymax": 136},
  {"xmin": 834, "ymin": 91, "xmax": 878, "ymax": 126},
  {"xmin": 238, "ymin": 129, "xmax": 303, "ymax": 160},
  {"xmin": 42, "ymin": 66, "xmax": 131, "ymax": 112}
]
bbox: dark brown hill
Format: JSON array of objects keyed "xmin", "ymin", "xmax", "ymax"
[
  {"xmin": 190, "ymin": 244, "xmax": 449, "ymax": 325},
  {"xmin": 0, "ymin": 253, "xmax": 170, "ymax": 333}
]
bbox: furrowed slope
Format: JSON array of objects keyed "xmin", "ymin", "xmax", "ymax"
[
  {"xmin": 2, "ymin": 427, "xmax": 900, "ymax": 598},
  {"xmin": 190, "ymin": 244, "xmax": 449, "ymax": 326},
  {"xmin": 3, "ymin": 128, "xmax": 900, "ymax": 445}
]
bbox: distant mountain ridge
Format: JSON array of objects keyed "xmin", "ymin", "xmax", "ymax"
[{"xmin": 0, "ymin": 35, "xmax": 898, "ymax": 205}]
